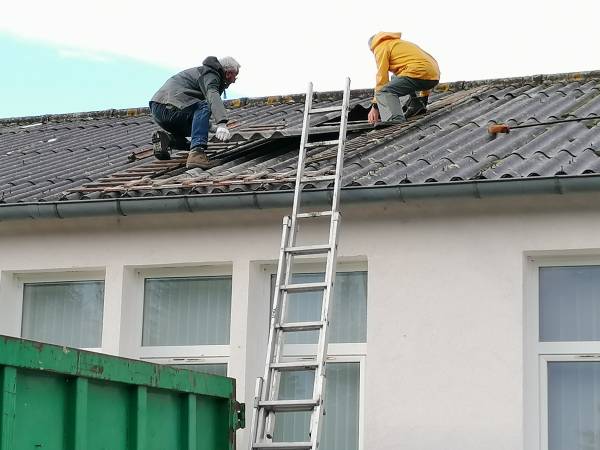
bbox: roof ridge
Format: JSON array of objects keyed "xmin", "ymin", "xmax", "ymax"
[
  {"xmin": 436, "ymin": 69, "xmax": 600, "ymax": 92},
  {"xmin": 0, "ymin": 107, "xmax": 151, "ymax": 128},
  {"xmin": 2, "ymin": 70, "xmax": 599, "ymax": 126}
]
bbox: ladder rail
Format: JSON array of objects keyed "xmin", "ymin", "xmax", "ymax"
[
  {"xmin": 310, "ymin": 81, "xmax": 350, "ymax": 446},
  {"xmin": 290, "ymin": 82, "xmax": 315, "ymax": 236},
  {"xmin": 309, "ymin": 211, "xmax": 342, "ymax": 448},
  {"xmin": 249, "ymin": 377, "xmax": 264, "ymax": 446},
  {"xmin": 258, "ymin": 216, "xmax": 291, "ymax": 440},
  {"xmin": 330, "ymin": 77, "xmax": 351, "ymax": 213}
]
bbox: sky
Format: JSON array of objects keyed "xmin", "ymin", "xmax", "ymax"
[{"xmin": 1, "ymin": 0, "xmax": 599, "ymax": 118}]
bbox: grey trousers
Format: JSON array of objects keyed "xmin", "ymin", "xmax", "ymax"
[{"xmin": 376, "ymin": 76, "xmax": 439, "ymax": 122}]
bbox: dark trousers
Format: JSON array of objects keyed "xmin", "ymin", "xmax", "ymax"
[
  {"xmin": 149, "ymin": 101, "xmax": 211, "ymax": 148},
  {"xmin": 377, "ymin": 76, "xmax": 439, "ymax": 121}
]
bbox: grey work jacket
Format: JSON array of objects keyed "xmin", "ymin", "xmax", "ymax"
[{"xmin": 150, "ymin": 56, "xmax": 228, "ymax": 123}]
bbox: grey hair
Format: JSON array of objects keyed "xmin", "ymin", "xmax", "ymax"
[{"xmin": 218, "ymin": 56, "xmax": 241, "ymax": 72}]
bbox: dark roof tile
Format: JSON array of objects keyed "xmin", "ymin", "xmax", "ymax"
[{"xmin": 1, "ymin": 71, "xmax": 600, "ymax": 203}]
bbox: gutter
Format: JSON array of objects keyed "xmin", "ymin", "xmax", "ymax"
[{"xmin": 1, "ymin": 175, "xmax": 600, "ymax": 222}]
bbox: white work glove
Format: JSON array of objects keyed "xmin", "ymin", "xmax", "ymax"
[{"xmin": 215, "ymin": 125, "xmax": 231, "ymax": 141}]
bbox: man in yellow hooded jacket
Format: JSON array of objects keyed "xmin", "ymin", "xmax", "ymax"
[{"xmin": 367, "ymin": 32, "xmax": 440, "ymax": 124}]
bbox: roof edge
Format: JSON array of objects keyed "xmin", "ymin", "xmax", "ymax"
[
  {"xmin": 3, "ymin": 70, "xmax": 599, "ymax": 126},
  {"xmin": 1, "ymin": 175, "xmax": 600, "ymax": 222}
]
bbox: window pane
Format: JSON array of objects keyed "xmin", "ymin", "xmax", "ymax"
[
  {"xmin": 272, "ymin": 272, "xmax": 367, "ymax": 344},
  {"xmin": 142, "ymin": 276, "xmax": 231, "ymax": 346},
  {"xmin": 170, "ymin": 363, "xmax": 227, "ymax": 377},
  {"xmin": 548, "ymin": 361, "xmax": 600, "ymax": 450},
  {"xmin": 273, "ymin": 362, "xmax": 360, "ymax": 450},
  {"xmin": 540, "ymin": 266, "xmax": 600, "ymax": 341},
  {"xmin": 21, "ymin": 280, "xmax": 104, "ymax": 348}
]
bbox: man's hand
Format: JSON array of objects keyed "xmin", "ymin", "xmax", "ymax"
[
  {"xmin": 215, "ymin": 125, "xmax": 231, "ymax": 141},
  {"xmin": 368, "ymin": 106, "xmax": 380, "ymax": 124}
]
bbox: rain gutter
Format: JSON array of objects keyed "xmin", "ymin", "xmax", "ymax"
[{"xmin": 1, "ymin": 175, "xmax": 600, "ymax": 222}]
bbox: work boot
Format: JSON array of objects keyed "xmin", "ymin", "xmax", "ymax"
[
  {"xmin": 404, "ymin": 96, "xmax": 428, "ymax": 118},
  {"xmin": 186, "ymin": 146, "xmax": 222, "ymax": 170},
  {"xmin": 151, "ymin": 130, "xmax": 172, "ymax": 160}
]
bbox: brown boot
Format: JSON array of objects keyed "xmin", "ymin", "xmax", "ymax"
[{"xmin": 186, "ymin": 148, "xmax": 221, "ymax": 169}]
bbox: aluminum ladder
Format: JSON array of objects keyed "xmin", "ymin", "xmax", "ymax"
[{"xmin": 249, "ymin": 78, "xmax": 351, "ymax": 450}]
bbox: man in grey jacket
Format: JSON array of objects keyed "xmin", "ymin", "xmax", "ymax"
[{"xmin": 149, "ymin": 56, "xmax": 240, "ymax": 169}]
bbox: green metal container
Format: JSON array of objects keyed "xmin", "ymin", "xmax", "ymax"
[{"xmin": 0, "ymin": 335, "xmax": 244, "ymax": 450}]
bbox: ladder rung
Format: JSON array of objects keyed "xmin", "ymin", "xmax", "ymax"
[
  {"xmin": 296, "ymin": 211, "xmax": 333, "ymax": 218},
  {"xmin": 259, "ymin": 399, "xmax": 318, "ymax": 412},
  {"xmin": 309, "ymin": 105, "xmax": 342, "ymax": 114},
  {"xmin": 304, "ymin": 139, "xmax": 339, "ymax": 148},
  {"xmin": 300, "ymin": 175, "xmax": 336, "ymax": 183},
  {"xmin": 280, "ymin": 282, "xmax": 328, "ymax": 293},
  {"xmin": 285, "ymin": 244, "xmax": 331, "ymax": 255},
  {"xmin": 276, "ymin": 321, "xmax": 324, "ymax": 332},
  {"xmin": 252, "ymin": 442, "xmax": 312, "ymax": 449},
  {"xmin": 270, "ymin": 361, "xmax": 319, "ymax": 371}
]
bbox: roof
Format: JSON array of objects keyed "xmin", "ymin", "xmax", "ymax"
[{"xmin": 1, "ymin": 71, "xmax": 600, "ymax": 215}]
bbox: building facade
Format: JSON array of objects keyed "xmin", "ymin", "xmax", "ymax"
[{"xmin": 1, "ymin": 192, "xmax": 599, "ymax": 450}]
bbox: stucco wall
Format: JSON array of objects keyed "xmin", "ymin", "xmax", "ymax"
[{"xmin": 2, "ymin": 192, "xmax": 600, "ymax": 450}]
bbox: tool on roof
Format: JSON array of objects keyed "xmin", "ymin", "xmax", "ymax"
[
  {"xmin": 248, "ymin": 78, "xmax": 351, "ymax": 450},
  {"xmin": 488, "ymin": 115, "xmax": 600, "ymax": 135}
]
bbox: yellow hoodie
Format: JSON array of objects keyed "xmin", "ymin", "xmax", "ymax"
[{"xmin": 370, "ymin": 32, "xmax": 440, "ymax": 94}]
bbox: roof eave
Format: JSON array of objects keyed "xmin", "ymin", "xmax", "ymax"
[{"xmin": 1, "ymin": 175, "xmax": 600, "ymax": 222}]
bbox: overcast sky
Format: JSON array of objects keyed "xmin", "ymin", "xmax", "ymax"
[{"xmin": 1, "ymin": 0, "xmax": 599, "ymax": 118}]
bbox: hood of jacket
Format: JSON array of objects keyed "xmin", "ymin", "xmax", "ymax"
[
  {"xmin": 202, "ymin": 56, "xmax": 226, "ymax": 93},
  {"xmin": 202, "ymin": 56, "xmax": 225, "ymax": 76},
  {"xmin": 369, "ymin": 32, "xmax": 402, "ymax": 51}
]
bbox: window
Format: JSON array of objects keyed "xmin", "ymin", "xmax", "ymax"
[
  {"xmin": 545, "ymin": 358, "xmax": 600, "ymax": 450},
  {"xmin": 527, "ymin": 261, "xmax": 600, "ymax": 450},
  {"xmin": 142, "ymin": 276, "xmax": 231, "ymax": 346},
  {"xmin": 19, "ymin": 276, "xmax": 105, "ymax": 349},
  {"xmin": 269, "ymin": 268, "xmax": 367, "ymax": 450},
  {"xmin": 136, "ymin": 267, "xmax": 233, "ymax": 375},
  {"xmin": 278, "ymin": 272, "xmax": 367, "ymax": 345},
  {"xmin": 273, "ymin": 361, "xmax": 362, "ymax": 450}
]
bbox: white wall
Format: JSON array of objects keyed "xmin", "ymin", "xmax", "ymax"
[{"xmin": 3, "ymin": 192, "xmax": 600, "ymax": 450}]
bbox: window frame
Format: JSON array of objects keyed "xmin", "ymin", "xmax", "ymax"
[
  {"xmin": 264, "ymin": 260, "xmax": 367, "ymax": 450},
  {"xmin": 525, "ymin": 255, "xmax": 600, "ymax": 450},
  {"xmin": 13, "ymin": 270, "xmax": 106, "ymax": 352},
  {"xmin": 133, "ymin": 265, "xmax": 233, "ymax": 363}
]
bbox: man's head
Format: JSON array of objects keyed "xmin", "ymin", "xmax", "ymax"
[{"xmin": 219, "ymin": 56, "xmax": 241, "ymax": 87}]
